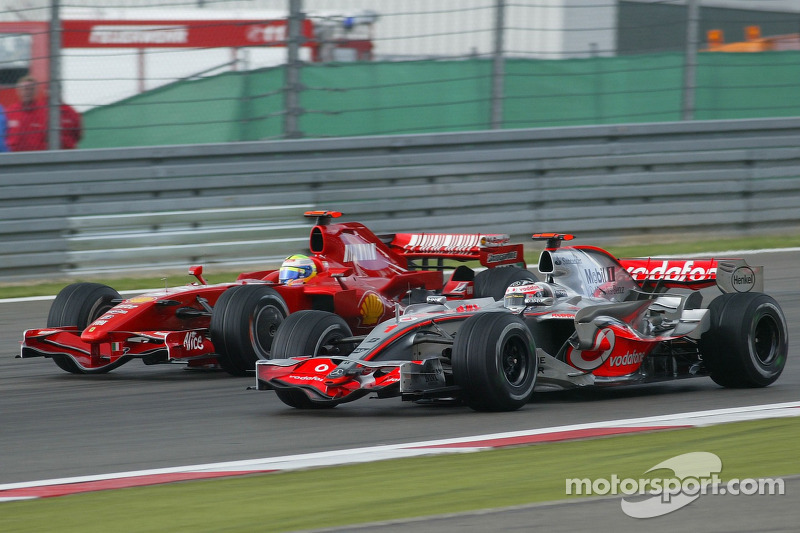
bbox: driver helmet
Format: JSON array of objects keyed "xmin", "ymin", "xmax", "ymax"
[
  {"xmin": 279, "ymin": 254, "xmax": 317, "ymax": 285},
  {"xmin": 503, "ymin": 280, "xmax": 546, "ymax": 310}
]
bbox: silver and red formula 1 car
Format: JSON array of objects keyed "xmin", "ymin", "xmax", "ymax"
[
  {"xmin": 20, "ymin": 211, "xmax": 530, "ymax": 376},
  {"xmin": 256, "ymin": 233, "xmax": 788, "ymax": 411}
]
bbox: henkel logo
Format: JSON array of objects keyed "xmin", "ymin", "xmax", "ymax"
[
  {"xmin": 89, "ymin": 25, "xmax": 189, "ymax": 45},
  {"xmin": 731, "ymin": 266, "xmax": 755, "ymax": 292},
  {"xmin": 246, "ymin": 24, "xmax": 287, "ymax": 44},
  {"xmin": 626, "ymin": 260, "xmax": 716, "ymax": 282}
]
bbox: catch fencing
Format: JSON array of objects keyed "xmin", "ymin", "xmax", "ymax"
[
  {"xmin": 1, "ymin": 116, "xmax": 800, "ymax": 281},
  {"xmin": 1, "ymin": 1, "xmax": 799, "ymax": 148}
]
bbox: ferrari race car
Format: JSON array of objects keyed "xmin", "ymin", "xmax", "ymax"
[
  {"xmin": 20, "ymin": 211, "xmax": 530, "ymax": 376},
  {"xmin": 256, "ymin": 233, "xmax": 789, "ymax": 411}
]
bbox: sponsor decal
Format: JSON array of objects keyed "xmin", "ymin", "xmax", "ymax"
[
  {"xmin": 481, "ymin": 234, "xmax": 510, "ymax": 245},
  {"xmin": 89, "ymin": 25, "xmax": 189, "ymax": 45},
  {"xmin": 450, "ymin": 282, "xmax": 470, "ymax": 294},
  {"xmin": 403, "ymin": 233, "xmax": 483, "ymax": 253},
  {"xmin": 626, "ymin": 260, "xmax": 716, "ymax": 282},
  {"xmin": 314, "ymin": 364, "xmax": 330, "ymax": 373},
  {"xmin": 246, "ymin": 24, "xmax": 287, "ymax": 43},
  {"xmin": 359, "ymin": 292, "xmax": 384, "ymax": 326},
  {"xmin": 344, "ymin": 243, "xmax": 377, "ymax": 262},
  {"xmin": 585, "ymin": 267, "xmax": 616, "ymax": 285},
  {"xmin": 549, "ymin": 313, "xmax": 576, "ymax": 319},
  {"xmin": 486, "ymin": 251, "xmax": 518, "ymax": 263},
  {"xmin": 456, "ymin": 303, "xmax": 481, "ymax": 313},
  {"xmin": 182, "ymin": 331, "xmax": 205, "ymax": 352},
  {"xmin": 608, "ymin": 350, "xmax": 645, "ymax": 367},
  {"xmin": 731, "ymin": 266, "xmax": 755, "ymax": 292},
  {"xmin": 289, "ymin": 375, "xmax": 324, "ymax": 382},
  {"xmin": 554, "ymin": 253, "xmax": 582, "ymax": 265},
  {"xmin": 567, "ymin": 328, "xmax": 615, "ymax": 371},
  {"xmin": 128, "ymin": 296, "xmax": 158, "ymax": 304}
]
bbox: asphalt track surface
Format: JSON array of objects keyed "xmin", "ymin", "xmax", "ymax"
[{"xmin": 2, "ymin": 250, "xmax": 799, "ymax": 531}]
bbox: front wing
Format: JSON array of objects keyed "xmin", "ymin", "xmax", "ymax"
[
  {"xmin": 256, "ymin": 356, "xmax": 450, "ymax": 404},
  {"xmin": 20, "ymin": 327, "xmax": 217, "ymax": 370}
]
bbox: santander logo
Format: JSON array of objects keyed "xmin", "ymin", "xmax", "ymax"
[{"xmin": 568, "ymin": 328, "xmax": 615, "ymax": 371}]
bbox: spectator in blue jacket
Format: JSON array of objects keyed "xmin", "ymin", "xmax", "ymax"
[{"xmin": 0, "ymin": 103, "xmax": 8, "ymax": 152}]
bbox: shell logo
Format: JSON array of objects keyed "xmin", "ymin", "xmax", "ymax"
[
  {"xmin": 359, "ymin": 293, "xmax": 384, "ymax": 326},
  {"xmin": 127, "ymin": 296, "xmax": 157, "ymax": 303}
]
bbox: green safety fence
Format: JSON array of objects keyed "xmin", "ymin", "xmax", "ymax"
[{"xmin": 80, "ymin": 51, "xmax": 800, "ymax": 149}]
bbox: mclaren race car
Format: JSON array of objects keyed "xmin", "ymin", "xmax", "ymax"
[
  {"xmin": 20, "ymin": 211, "xmax": 529, "ymax": 376},
  {"xmin": 256, "ymin": 233, "xmax": 788, "ymax": 411}
]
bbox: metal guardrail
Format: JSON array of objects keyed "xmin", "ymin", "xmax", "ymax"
[{"xmin": 2, "ymin": 117, "xmax": 800, "ymax": 281}]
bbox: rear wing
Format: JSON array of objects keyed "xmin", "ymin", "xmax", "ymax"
[
  {"xmin": 620, "ymin": 257, "xmax": 763, "ymax": 293},
  {"xmin": 387, "ymin": 233, "xmax": 526, "ymax": 268}
]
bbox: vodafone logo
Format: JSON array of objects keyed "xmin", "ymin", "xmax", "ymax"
[
  {"xmin": 608, "ymin": 350, "xmax": 645, "ymax": 367},
  {"xmin": 568, "ymin": 328, "xmax": 615, "ymax": 371},
  {"xmin": 626, "ymin": 260, "xmax": 716, "ymax": 282}
]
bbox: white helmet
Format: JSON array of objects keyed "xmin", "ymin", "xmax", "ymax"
[{"xmin": 503, "ymin": 280, "xmax": 551, "ymax": 310}]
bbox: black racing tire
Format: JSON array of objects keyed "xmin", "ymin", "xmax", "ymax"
[
  {"xmin": 451, "ymin": 312, "xmax": 537, "ymax": 411},
  {"xmin": 271, "ymin": 310, "xmax": 354, "ymax": 409},
  {"xmin": 46, "ymin": 282, "xmax": 122, "ymax": 374},
  {"xmin": 210, "ymin": 285, "xmax": 289, "ymax": 376},
  {"xmin": 473, "ymin": 267, "xmax": 538, "ymax": 300},
  {"xmin": 699, "ymin": 292, "xmax": 788, "ymax": 388}
]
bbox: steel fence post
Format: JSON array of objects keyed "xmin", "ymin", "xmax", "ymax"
[
  {"xmin": 48, "ymin": 0, "xmax": 62, "ymax": 150},
  {"xmin": 682, "ymin": 0, "xmax": 700, "ymax": 121},
  {"xmin": 284, "ymin": 0, "xmax": 304, "ymax": 139},
  {"xmin": 491, "ymin": 0, "xmax": 506, "ymax": 129}
]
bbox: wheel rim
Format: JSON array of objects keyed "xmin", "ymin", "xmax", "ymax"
[
  {"xmin": 753, "ymin": 314, "xmax": 780, "ymax": 366},
  {"xmin": 252, "ymin": 305, "xmax": 284, "ymax": 355},
  {"xmin": 501, "ymin": 336, "xmax": 529, "ymax": 386}
]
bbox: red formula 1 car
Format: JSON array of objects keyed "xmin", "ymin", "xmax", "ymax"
[
  {"xmin": 20, "ymin": 211, "xmax": 530, "ymax": 376},
  {"xmin": 256, "ymin": 233, "xmax": 788, "ymax": 411}
]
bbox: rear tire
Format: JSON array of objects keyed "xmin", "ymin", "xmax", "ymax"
[
  {"xmin": 452, "ymin": 313, "xmax": 537, "ymax": 411},
  {"xmin": 271, "ymin": 310, "xmax": 354, "ymax": 409},
  {"xmin": 46, "ymin": 282, "xmax": 121, "ymax": 374},
  {"xmin": 210, "ymin": 285, "xmax": 289, "ymax": 376},
  {"xmin": 700, "ymin": 292, "xmax": 788, "ymax": 387},
  {"xmin": 473, "ymin": 267, "xmax": 537, "ymax": 300}
]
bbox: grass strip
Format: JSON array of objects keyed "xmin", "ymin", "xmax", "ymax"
[{"xmin": 2, "ymin": 416, "xmax": 798, "ymax": 532}]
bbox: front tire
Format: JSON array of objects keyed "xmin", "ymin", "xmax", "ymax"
[
  {"xmin": 210, "ymin": 285, "xmax": 289, "ymax": 376},
  {"xmin": 451, "ymin": 313, "xmax": 537, "ymax": 411},
  {"xmin": 271, "ymin": 310, "xmax": 354, "ymax": 409},
  {"xmin": 46, "ymin": 282, "xmax": 121, "ymax": 374},
  {"xmin": 700, "ymin": 292, "xmax": 788, "ymax": 387}
]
